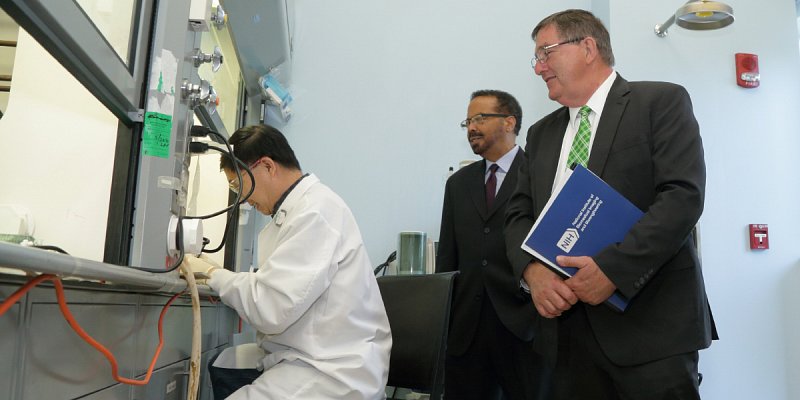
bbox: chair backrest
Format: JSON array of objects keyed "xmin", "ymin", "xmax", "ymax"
[{"xmin": 377, "ymin": 271, "xmax": 458, "ymax": 400}]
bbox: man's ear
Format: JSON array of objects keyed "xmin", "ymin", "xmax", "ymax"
[
  {"xmin": 504, "ymin": 115, "xmax": 517, "ymax": 134},
  {"xmin": 583, "ymin": 37, "xmax": 599, "ymax": 64},
  {"xmin": 261, "ymin": 157, "xmax": 278, "ymax": 176}
]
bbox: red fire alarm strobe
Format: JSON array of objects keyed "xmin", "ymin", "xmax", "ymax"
[
  {"xmin": 735, "ymin": 53, "xmax": 760, "ymax": 88},
  {"xmin": 749, "ymin": 224, "xmax": 769, "ymax": 250}
]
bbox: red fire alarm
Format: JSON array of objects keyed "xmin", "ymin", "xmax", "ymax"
[
  {"xmin": 749, "ymin": 224, "xmax": 769, "ymax": 250},
  {"xmin": 735, "ymin": 53, "xmax": 760, "ymax": 88}
]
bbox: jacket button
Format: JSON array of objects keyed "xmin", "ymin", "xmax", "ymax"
[
  {"xmin": 482, "ymin": 260, "xmax": 488, "ymax": 266},
  {"xmin": 484, "ymin": 227, "xmax": 490, "ymax": 234}
]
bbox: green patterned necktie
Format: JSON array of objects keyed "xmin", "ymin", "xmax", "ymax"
[{"xmin": 567, "ymin": 106, "xmax": 592, "ymax": 168}]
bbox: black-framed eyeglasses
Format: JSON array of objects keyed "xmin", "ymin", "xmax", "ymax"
[
  {"xmin": 228, "ymin": 159, "xmax": 262, "ymax": 194},
  {"xmin": 459, "ymin": 113, "xmax": 511, "ymax": 129},
  {"xmin": 530, "ymin": 37, "xmax": 585, "ymax": 67}
]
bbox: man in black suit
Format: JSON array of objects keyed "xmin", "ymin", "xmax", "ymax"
[
  {"xmin": 504, "ymin": 10, "xmax": 717, "ymax": 400},
  {"xmin": 437, "ymin": 90, "xmax": 549, "ymax": 400}
]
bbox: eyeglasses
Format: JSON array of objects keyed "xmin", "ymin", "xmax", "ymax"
[
  {"xmin": 459, "ymin": 113, "xmax": 511, "ymax": 130},
  {"xmin": 530, "ymin": 37, "xmax": 585, "ymax": 67},
  {"xmin": 228, "ymin": 159, "xmax": 262, "ymax": 194}
]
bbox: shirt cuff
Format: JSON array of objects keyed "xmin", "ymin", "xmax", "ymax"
[{"xmin": 520, "ymin": 278, "xmax": 531, "ymax": 294}]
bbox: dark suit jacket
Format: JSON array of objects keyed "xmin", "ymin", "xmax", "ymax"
[
  {"xmin": 437, "ymin": 149, "xmax": 538, "ymax": 356},
  {"xmin": 505, "ymin": 75, "xmax": 717, "ymax": 366}
]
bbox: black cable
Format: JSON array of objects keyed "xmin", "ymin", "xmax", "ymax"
[
  {"xmin": 160, "ymin": 127, "xmax": 253, "ymax": 263},
  {"xmin": 211, "ymin": 144, "xmax": 256, "ymax": 207},
  {"xmin": 185, "ymin": 127, "xmax": 255, "ymax": 254},
  {"xmin": 184, "ymin": 145, "xmax": 254, "ymax": 220},
  {"xmin": 373, "ymin": 251, "xmax": 397, "ymax": 276},
  {"xmin": 198, "ymin": 146, "xmax": 254, "ymax": 254},
  {"xmin": 32, "ymin": 245, "xmax": 70, "ymax": 254},
  {"xmin": 202, "ymin": 155, "xmax": 253, "ymax": 253},
  {"xmin": 137, "ymin": 214, "xmax": 185, "ymax": 273}
]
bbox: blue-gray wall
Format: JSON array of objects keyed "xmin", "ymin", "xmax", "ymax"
[{"xmin": 282, "ymin": 1, "xmax": 800, "ymax": 399}]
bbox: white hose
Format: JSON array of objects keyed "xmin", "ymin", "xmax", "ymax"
[{"xmin": 180, "ymin": 262, "xmax": 202, "ymax": 400}]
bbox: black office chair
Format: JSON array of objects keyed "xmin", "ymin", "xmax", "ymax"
[{"xmin": 377, "ymin": 271, "xmax": 458, "ymax": 400}]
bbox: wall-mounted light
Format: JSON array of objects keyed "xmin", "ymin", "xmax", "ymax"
[{"xmin": 654, "ymin": 0, "xmax": 734, "ymax": 37}]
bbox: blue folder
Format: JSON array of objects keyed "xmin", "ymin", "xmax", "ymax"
[{"xmin": 521, "ymin": 165, "xmax": 644, "ymax": 312}]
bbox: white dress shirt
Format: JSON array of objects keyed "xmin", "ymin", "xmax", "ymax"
[
  {"xmin": 485, "ymin": 145, "xmax": 521, "ymax": 194},
  {"xmin": 552, "ymin": 71, "xmax": 618, "ymax": 190}
]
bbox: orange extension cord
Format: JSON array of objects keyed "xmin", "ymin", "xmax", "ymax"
[{"xmin": 0, "ymin": 274, "xmax": 182, "ymax": 386}]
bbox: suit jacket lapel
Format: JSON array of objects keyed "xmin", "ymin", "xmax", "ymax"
[
  {"xmin": 588, "ymin": 75, "xmax": 630, "ymax": 177},
  {"xmin": 535, "ymin": 110, "xmax": 569, "ymax": 212},
  {"xmin": 469, "ymin": 160, "xmax": 489, "ymax": 220}
]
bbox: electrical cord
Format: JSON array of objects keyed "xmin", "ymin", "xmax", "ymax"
[
  {"xmin": 186, "ymin": 144, "xmax": 253, "ymax": 253},
  {"xmin": 373, "ymin": 251, "xmax": 397, "ymax": 276},
  {"xmin": 202, "ymin": 147, "xmax": 255, "ymax": 254},
  {"xmin": 0, "ymin": 274, "xmax": 184, "ymax": 386},
  {"xmin": 136, "ymin": 214, "xmax": 185, "ymax": 274},
  {"xmin": 184, "ymin": 144, "xmax": 240, "ymax": 254},
  {"xmin": 140, "ymin": 128, "xmax": 247, "ymax": 272},
  {"xmin": 31, "ymin": 245, "xmax": 70, "ymax": 254},
  {"xmin": 186, "ymin": 127, "xmax": 254, "ymax": 255},
  {"xmin": 184, "ymin": 147, "xmax": 254, "ymax": 220}
]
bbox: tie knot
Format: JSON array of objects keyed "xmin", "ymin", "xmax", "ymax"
[
  {"xmin": 488, "ymin": 163, "xmax": 499, "ymax": 174},
  {"xmin": 579, "ymin": 106, "xmax": 591, "ymax": 118}
]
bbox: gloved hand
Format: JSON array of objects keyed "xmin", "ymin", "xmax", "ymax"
[{"xmin": 181, "ymin": 255, "xmax": 222, "ymax": 282}]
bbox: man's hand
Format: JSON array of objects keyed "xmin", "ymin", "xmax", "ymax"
[
  {"xmin": 558, "ymin": 255, "xmax": 616, "ymax": 305},
  {"xmin": 523, "ymin": 261, "xmax": 577, "ymax": 318},
  {"xmin": 180, "ymin": 255, "xmax": 221, "ymax": 283}
]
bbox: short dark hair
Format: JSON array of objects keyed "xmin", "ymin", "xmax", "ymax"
[
  {"xmin": 219, "ymin": 124, "xmax": 301, "ymax": 171},
  {"xmin": 532, "ymin": 9, "xmax": 615, "ymax": 67},
  {"xmin": 470, "ymin": 89, "xmax": 523, "ymax": 135}
]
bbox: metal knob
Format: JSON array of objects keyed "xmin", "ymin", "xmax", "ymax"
[
  {"xmin": 210, "ymin": 5, "xmax": 227, "ymax": 29},
  {"xmin": 181, "ymin": 79, "xmax": 212, "ymax": 108},
  {"xmin": 193, "ymin": 46, "xmax": 224, "ymax": 72}
]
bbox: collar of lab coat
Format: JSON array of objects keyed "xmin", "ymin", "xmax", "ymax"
[
  {"xmin": 272, "ymin": 173, "xmax": 319, "ymax": 226},
  {"xmin": 271, "ymin": 173, "xmax": 310, "ymax": 216}
]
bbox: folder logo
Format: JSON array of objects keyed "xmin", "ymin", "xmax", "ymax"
[{"xmin": 557, "ymin": 228, "xmax": 580, "ymax": 253}]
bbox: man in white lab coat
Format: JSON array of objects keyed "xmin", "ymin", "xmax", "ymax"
[{"xmin": 186, "ymin": 124, "xmax": 391, "ymax": 399}]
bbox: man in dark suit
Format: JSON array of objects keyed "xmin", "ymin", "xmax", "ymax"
[
  {"xmin": 437, "ymin": 90, "xmax": 549, "ymax": 400},
  {"xmin": 504, "ymin": 10, "xmax": 717, "ymax": 400}
]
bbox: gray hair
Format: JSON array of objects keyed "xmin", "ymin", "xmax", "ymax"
[{"xmin": 532, "ymin": 9, "xmax": 615, "ymax": 67}]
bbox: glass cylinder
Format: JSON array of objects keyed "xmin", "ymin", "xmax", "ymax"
[{"xmin": 397, "ymin": 231, "xmax": 427, "ymax": 275}]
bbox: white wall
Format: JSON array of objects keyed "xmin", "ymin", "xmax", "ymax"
[
  {"xmin": 282, "ymin": 1, "xmax": 800, "ymax": 399},
  {"xmin": 606, "ymin": 2, "xmax": 800, "ymax": 399},
  {"xmin": 283, "ymin": 0, "xmax": 590, "ymax": 262}
]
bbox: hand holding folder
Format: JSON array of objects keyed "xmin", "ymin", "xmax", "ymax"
[
  {"xmin": 556, "ymin": 255, "xmax": 619, "ymax": 308},
  {"xmin": 520, "ymin": 165, "xmax": 644, "ymax": 312}
]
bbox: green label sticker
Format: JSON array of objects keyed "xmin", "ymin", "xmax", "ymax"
[{"xmin": 142, "ymin": 111, "xmax": 172, "ymax": 158}]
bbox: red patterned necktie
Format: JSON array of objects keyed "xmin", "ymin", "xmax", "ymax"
[{"xmin": 486, "ymin": 163, "xmax": 499, "ymax": 208}]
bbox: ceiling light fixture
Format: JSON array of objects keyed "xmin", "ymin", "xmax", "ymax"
[{"xmin": 655, "ymin": 0, "xmax": 734, "ymax": 37}]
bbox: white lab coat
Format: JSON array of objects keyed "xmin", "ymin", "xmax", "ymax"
[{"xmin": 208, "ymin": 174, "xmax": 392, "ymax": 399}]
